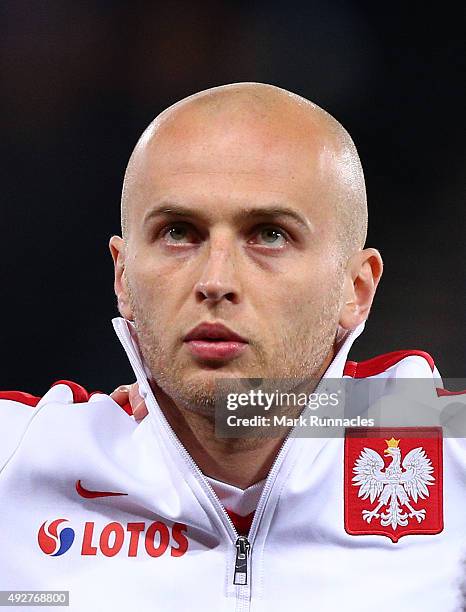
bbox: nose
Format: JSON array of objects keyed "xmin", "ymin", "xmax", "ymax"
[{"xmin": 194, "ymin": 238, "xmax": 240, "ymax": 305}]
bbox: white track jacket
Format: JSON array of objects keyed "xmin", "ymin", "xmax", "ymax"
[{"xmin": 0, "ymin": 318, "xmax": 465, "ymax": 611}]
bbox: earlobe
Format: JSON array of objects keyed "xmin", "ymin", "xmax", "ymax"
[
  {"xmin": 339, "ymin": 248, "xmax": 383, "ymax": 330},
  {"xmin": 109, "ymin": 235, "xmax": 134, "ymax": 320}
]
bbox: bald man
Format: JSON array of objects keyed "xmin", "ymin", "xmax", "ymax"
[
  {"xmin": 109, "ymin": 82, "xmax": 381, "ymax": 490},
  {"xmin": 1, "ymin": 83, "xmax": 465, "ymax": 612}
]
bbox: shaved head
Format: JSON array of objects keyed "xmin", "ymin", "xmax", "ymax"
[
  {"xmin": 111, "ymin": 83, "xmax": 382, "ymax": 485},
  {"xmin": 121, "ymin": 82, "xmax": 367, "ymax": 259},
  {"xmin": 111, "ymin": 81, "xmax": 382, "ymax": 421}
]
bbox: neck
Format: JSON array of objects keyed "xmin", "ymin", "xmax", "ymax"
[{"xmin": 150, "ymin": 347, "xmax": 335, "ymax": 489}]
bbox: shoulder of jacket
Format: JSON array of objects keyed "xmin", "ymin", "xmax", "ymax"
[
  {"xmin": 343, "ymin": 349, "xmax": 436, "ymax": 379},
  {"xmin": 0, "ymin": 380, "xmax": 133, "ymax": 472},
  {"xmin": 0, "ymin": 379, "xmax": 132, "ymax": 415}
]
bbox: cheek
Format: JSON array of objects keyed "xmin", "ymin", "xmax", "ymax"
[
  {"xmin": 269, "ymin": 262, "xmax": 340, "ymax": 325},
  {"xmin": 128, "ymin": 250, "xmax": 186, "ymax": 308}
]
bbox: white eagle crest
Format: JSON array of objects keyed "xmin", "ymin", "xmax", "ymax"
[{"xmin": 352, "ymin": 438, "xmax": 435, "ymax": 529}]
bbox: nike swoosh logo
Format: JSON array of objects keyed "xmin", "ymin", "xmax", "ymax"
[{"xmin": 75, "ymin": 479, "xmax": 128, "ymax": 498}]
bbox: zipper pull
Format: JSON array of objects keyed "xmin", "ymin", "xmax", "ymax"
[{"xmin": 233, "ymin": 536, "xmax": 251, "ymax": 585}]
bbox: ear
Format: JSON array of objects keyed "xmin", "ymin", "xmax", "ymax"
[
  {"xmin": 109, "ymin": 235, "xmax": 134, "ymax": 320},
  {"xmin": 339, "ymin": 248, "xmax": 383, "ymax": 330}
]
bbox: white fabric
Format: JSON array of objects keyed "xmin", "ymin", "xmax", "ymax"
[
  {"xmin": 0, "ymin": 317, "xmax": 465, "ymax": 612},
  {"xmin": 206, "ymin": 476, "xmax": 265, "ymax": 516}
]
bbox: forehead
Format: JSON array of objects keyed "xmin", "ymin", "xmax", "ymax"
[{"xmin": 126, "ymin": 103, "xmax": 338, "ymax": 228}]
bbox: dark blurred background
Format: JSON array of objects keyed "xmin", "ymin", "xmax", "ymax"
[{"xmin": 1, "ymin": 0, "xmax": 465, "ymax": 394}]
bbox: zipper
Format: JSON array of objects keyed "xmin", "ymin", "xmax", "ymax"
[
  {"xmin": 233, "ymin": 536, "xmax": 251, "ymax": 585},
  {"xmin": 118, "ymin": 335, "xmax": 251, "ymax": 590},
  {"xmin": 114, "ymin": 320, "xmax": 357, "ymax": 597}
]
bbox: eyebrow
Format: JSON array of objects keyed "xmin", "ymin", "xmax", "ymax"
[{"xmin": 143, "ymin": 202, "xmax": 313, "ymax": 233}]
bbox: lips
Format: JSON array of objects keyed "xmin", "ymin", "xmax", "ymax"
[
  {"xmin": 184, "ymin": 322, "xmax": 248, "ymax": 361},
  {"xmin": 184, "ymin": 323, "xmax": 247, "ymax": 343}
]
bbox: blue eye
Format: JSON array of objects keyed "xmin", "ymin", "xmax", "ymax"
[
  {"xmin": 256, "ymin": 226, "xmax": 287, "ymax": 247},
  {"xmin": 168, "ymin": 225, "xmax": 188, "ymax": 241},
  {"xmin": 162, "ymin": 223, "xmax": 196, "ymax": 244}
]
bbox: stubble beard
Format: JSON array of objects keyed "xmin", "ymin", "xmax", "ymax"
[{"xmin": 127, "ymin": 284, "xmax": 342, "ymax": 417}]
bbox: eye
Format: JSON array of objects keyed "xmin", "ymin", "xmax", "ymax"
[
  {"xmin": 249, "ymin": 225, "xmax": 288, "ymax": 248},
  {"xmin": 162, "ymin": 223, "xmax": 198, "ymax": 244}
]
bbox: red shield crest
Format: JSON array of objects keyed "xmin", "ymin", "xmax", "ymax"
[{"xmin": 344, "ymin": 427, "xmax": 443, "ymax": 542}]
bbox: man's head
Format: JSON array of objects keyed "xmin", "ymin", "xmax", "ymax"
[{"xmin": 110, "ymin": 82, "xmax": 382, "ymax": 414}]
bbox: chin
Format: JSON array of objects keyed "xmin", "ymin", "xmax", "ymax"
[
  {"xmin": 185, "ymin": 357, "xmax": 249, "ymax": 374},
  {"xmin": 179, "ymin": 368, "xmax": 241, "ymax": 400},
  {"xmin": 184, "ymin": 366, "xmax": 242, "ymax": 388}
]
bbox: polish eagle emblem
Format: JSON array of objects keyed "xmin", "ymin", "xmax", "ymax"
[{"xmin": 352, "ymin": 438, "xmax": 435, "ymax": 529}]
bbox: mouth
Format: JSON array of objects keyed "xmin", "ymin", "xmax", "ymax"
[{"xmin": 183, "ymin": 322, "xmax": 249, "ymax": 361}]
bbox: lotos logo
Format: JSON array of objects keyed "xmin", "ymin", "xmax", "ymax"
[
  {"xmin": 38, "ymin": 519, "xmax": 75, "ymax": 556},
  {"xmin": 37, "ymin": 519, "xmax": 188, "ymax": 558}
]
